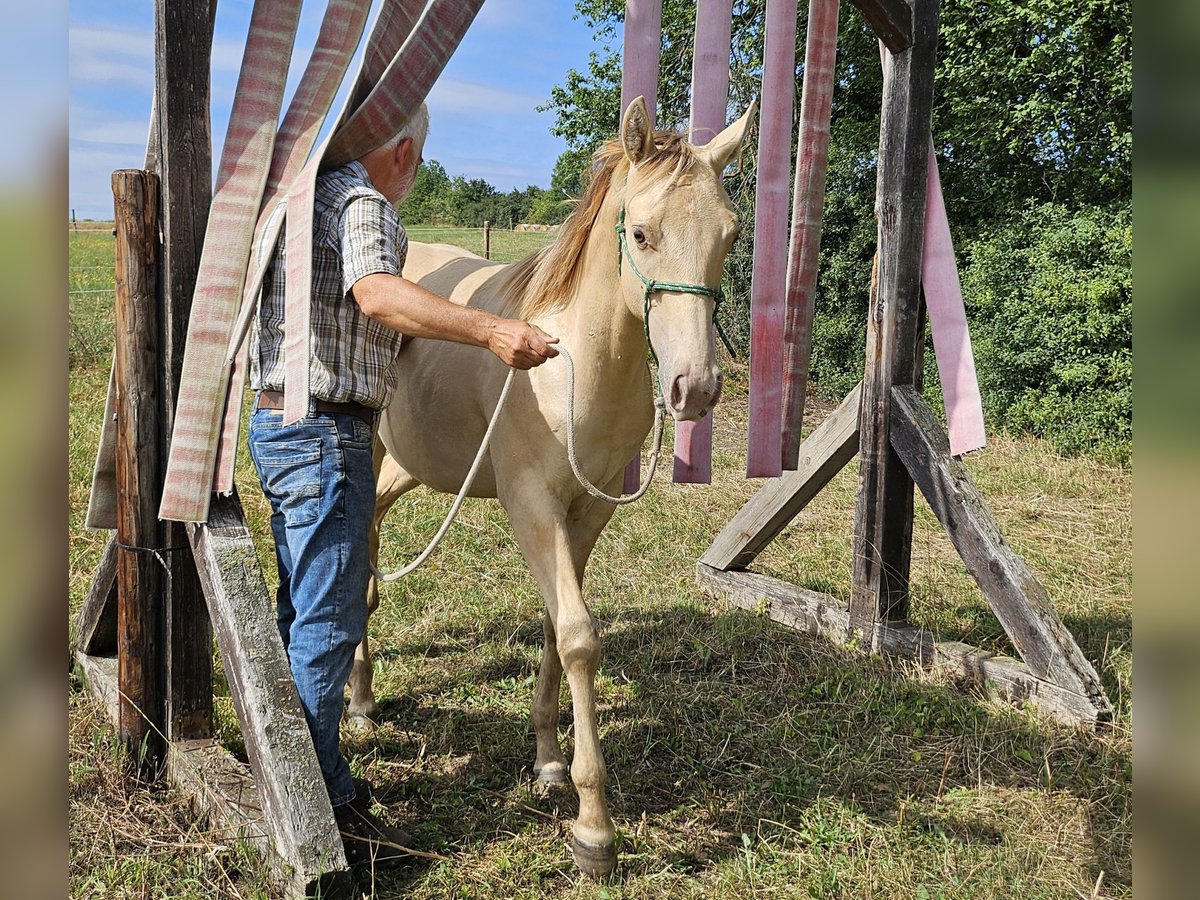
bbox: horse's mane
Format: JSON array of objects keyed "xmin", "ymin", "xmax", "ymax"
[{"xmin": 500, "ymin": 130, "xmax": 699, "ymax": 320}]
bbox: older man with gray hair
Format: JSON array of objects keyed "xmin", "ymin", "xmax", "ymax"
[{"xmin": 247, "ymin": 103, "xmax": 558, "ymax": 866}]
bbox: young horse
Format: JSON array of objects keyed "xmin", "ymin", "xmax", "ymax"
[{"xmin": 350, "ymin": 97, "xmax": 755, "ymax": 877}]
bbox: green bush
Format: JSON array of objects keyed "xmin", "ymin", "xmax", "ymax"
[{"xmin": 962, "ymin": 202, "xmax": 1131, "ymax": 463}]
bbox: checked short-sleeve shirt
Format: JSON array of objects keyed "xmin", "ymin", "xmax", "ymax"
[{"xmin": 250, "ymin": 161, "xmax": 408, "ymax": 410}]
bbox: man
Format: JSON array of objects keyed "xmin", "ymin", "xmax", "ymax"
[{"xmin": 248, "ymin": 104, "xmax": 558, "ymax": 866}]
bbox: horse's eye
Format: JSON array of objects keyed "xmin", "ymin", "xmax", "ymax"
[{"xmin": 631, "ymin": 226, "xmax": 647, "ymax": 248}]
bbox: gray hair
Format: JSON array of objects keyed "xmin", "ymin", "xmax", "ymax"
[{"xmin": 377, "ymin": 102, "xmax": 429, "ymax": 156}]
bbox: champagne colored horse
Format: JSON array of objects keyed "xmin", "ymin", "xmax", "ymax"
[{"xmin": 351, "ymin": 98, "xmax": 756, "ymax": 877}]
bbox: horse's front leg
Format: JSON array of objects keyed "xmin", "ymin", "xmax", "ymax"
[
  {"xmin": 531, "ymin": 611, "xmax": 568, "ymax": 785},
  {"xmin": 346, "ymin": 444, "xmax": 420, "ymax": 731},
  {"xmin": 506, "ymin": 485, "xmax": 620, "ymax": 878}
]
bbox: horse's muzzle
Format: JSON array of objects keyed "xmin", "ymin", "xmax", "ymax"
[{"xmin": 668, "ymin": 369, "xmax": 723, "ymax": 420}]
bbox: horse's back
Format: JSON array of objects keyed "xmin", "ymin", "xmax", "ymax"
[{"xmin": 405, "ymin": 242, "xmax": 509, "ymax": 313}]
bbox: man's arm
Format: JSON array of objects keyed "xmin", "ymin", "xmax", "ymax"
[{"xmin": 352, "ymin": 272, "xmax": 559, "ymax": 370}]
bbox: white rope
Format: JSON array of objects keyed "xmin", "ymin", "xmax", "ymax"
[{"xmin": 371, "ymin": 345, "xmax": 664, "ymax": 582}]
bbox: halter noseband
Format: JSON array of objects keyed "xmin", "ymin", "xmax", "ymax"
[{"xmin": 615, "ymin": 202, "xmax": 738, "ymax": 364}]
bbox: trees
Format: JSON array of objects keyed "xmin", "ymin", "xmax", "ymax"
[{"xmin": 541, "ymin": 0, "xmax": 1131, "ymax": 459}]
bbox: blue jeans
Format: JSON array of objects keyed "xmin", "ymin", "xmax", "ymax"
[{"xmin": 248, "ymin": 401, "xmax": 378, "ymax": 807}]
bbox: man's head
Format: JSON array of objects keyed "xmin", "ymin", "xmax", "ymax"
[{"xmin": 360, "ymin": 103, "xmax": 429, "ymax": 205}]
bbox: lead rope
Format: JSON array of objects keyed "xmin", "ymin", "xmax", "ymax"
[{"xmin": 371, "ymin": 346, "xmax": 665, "ymax": 582}]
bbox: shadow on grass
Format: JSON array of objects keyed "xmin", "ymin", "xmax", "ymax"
[{"xmin": 349, "ymin": 600, "xmax": 1132, "ymax": 895}]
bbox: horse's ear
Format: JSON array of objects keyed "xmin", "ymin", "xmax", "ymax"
[
  {"xmin": 701, "ymin": 99, "xmax": 758, "ymax": 173},
  {"xmin": 621, "ymin": 96, "xmax": 654, "ymax": 164}
]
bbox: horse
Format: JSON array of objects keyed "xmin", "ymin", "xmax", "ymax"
[{"xmin": 348, "ymin": 97, "xmax": 756, "ymax": 877}]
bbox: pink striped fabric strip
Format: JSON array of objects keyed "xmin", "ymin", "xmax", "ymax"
[
  {"xmin": 619, "ymin": 0, "xmax": 662, "ymax": 494},
  {"xmin": 780, "ymin": 0, "xmax": 839, "ymax": 470},
  {"xmin": 673, "ymin": 0, "xmax": 734, "ymax": 485},
  {"xmin": 214, "ymin": 0, "xmax": 374, "ymax": 490},
  {"xmin": 922, "ymin": 143, "xmax": 986, "ymax": 455},
  {"xmin": 159, "ymin": 0, "xmax": 304, "ymax": 523},
  {"xmin": 282, "ymin": 0, "xmax": 486, "ymax": 423},
  {"xmin": 746, "ymin": 0, "xmax": 798, "ymax": 478}
]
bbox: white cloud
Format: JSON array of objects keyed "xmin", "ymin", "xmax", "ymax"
[
  {"xmin": 69, "ymin": 25, "xmax": 153, "ymax": 89},
  {"xmin": 427, "ymin": 77, "xmax": 545, "ymax": 117}
]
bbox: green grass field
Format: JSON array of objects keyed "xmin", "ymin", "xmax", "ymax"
[{"xmin": 69, "ymin": 226, "xmax": 1131, "ymax": 898}]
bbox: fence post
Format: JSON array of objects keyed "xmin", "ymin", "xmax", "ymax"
[
  {"xmin": 113, "ymin": 169, "xmax": 166, "ymax": 774},
  {"xmin": 72, "ymin": 208, "xmax": 78, "ymax": 231},
  {"xmin": 484, "ymin": 220, "xmax": 491, "ymax": 260}
]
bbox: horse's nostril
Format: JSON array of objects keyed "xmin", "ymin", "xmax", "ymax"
[{"xmin": 670, "ymin": 375, "xmax": 685, "ymax": 410}]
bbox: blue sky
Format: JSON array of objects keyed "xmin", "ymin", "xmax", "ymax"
[{"xmin": 69, "ymin": 1, "xmax": 609, "ymax": 220}]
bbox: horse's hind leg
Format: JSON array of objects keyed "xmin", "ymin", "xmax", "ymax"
[{"xmin": 346, "ymin": 444, "xmax": 419, "ymax": 731}]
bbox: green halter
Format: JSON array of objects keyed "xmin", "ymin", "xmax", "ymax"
[{"xmin": 615, "ymin": 203, "xmax": 738, "ymax": 364}]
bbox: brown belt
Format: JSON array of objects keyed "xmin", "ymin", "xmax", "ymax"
[{"xmin": 256, "ymin": 390, "xmax": 377, "ymax": 423}]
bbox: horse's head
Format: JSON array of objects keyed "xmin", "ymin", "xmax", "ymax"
[{"xmin": 618, "ymin": 96, "xmax": 757, "ymax": 421}]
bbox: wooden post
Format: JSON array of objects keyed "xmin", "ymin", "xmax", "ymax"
[
  {"xmin": 72, "ymin": 208, "xmax": 78, "ymax": 231},
  {"xmin": 849, "ymin": 0, "xmax": 940, "ymax": 640},
  {"xmin": 483, "ymin": 219, "xmax": 491, "ymax": 260},
  {"xmin": 113, "ymin": 169, "xmax": 166, "ymax": 772},
  {"xmin": 154, "ymin": 0, "xmax": 215, "ymax": 742}
]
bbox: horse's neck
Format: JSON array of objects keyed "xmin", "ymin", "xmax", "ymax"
[{"xmin": 557, "ymin": 186, "xmax": 645, "ymax": 381}]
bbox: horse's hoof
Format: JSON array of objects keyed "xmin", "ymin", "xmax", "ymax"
[
  {"xmin": 534, "ymin": 762, "xmax": 567, "ymax": 785},
  {"xmin": 571, "ymin": 836, "xmax": 617, "ymax": 879},
  {"xmin": 344, "ymin": 713, "xmax": 378, "ymax": 735}
]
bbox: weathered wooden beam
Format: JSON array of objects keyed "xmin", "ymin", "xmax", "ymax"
[
  {"xmin": 847, "ymin": 0, "xmax": 913, "ymax": 52},
  {"xmin": 696, "ymin": 565, "xmax": 1108, "ymax": 724},
  {"xmin": 113, "ymin": 169, "xmax": 166, "ymax": 773},
  {"xmin": 701, "ymin": 383, "xmax": 861, "ymax": 571},
  {"xmin": 849, "ymin": 0, "xmax": 940, "ymax": 639},
  {"xmin": 188, "ymin": 490, "xmax": 350, "ymax": 889},
  {"xmin": 888, "ymin": 385, "xmax": 1112, "ymax": 717},
  {"xmin": 73, "ymin": 535, "xmax": 119, "ymax": 656},
  {"xmin": 73, "ymin": 653, "xmax": 352, "ymax": 897},
  {"xmin": 154, "ymin": 0, "xmax": 215, "ymax": 744}
]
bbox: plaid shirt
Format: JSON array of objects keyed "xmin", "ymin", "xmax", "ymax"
[{"xmin": 250, "ymin": 161, "xmax": 407, "ymax": 410}]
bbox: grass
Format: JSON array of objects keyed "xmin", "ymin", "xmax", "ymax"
[{"xmin": 69, "ymin": 226, "xmax": 1131, "ymax": 899}]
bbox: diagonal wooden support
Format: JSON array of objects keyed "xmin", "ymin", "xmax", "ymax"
[
  {"xmin": 889, "ymin": 385, "xmax": 1112, "ymax": 717},
  {"xmin": 847, "ymin": 0, "xmax": 913, "ymax": 52},
  {"xmin": 73, "ymin": 535, "xmax": 119, "ymax": 656},
  {"xmin": 189, "ymin": 490, "xmax": 351, "ymax": 896},
  {"xmin": 702, "ymin": 383, "xmax": 861, "ymax": 571}
]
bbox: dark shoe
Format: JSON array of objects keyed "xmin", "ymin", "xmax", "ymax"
[{"xmin": 333, "ymin": 795, "xmax": 414, "ymax": 868}]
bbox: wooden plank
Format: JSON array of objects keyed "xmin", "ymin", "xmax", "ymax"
[
  {"xmin": 189, "ymin": 490, "xmax": 350, "ymax": 884},
  {"xmin": 697, "ymin": 564, "xmax": 850, "ymax": 642},
  {"xmin": 847, "ymin": 0, "xmax": 912, "ymax": 52},
  {"xmin": 747, "ymin": 0, "xmax": 799, "ymax": 477},
  {"xmin": 889, "ymin": 385, "xmax": 1113, "ymax": 716},
  {"xmin": 75, "ymin": 651, "xmax": 351, "ymax": 898},
  {"xmin": 113, "ymin": 169, "xmax": 166, "ymax": 773},
  {"xmin": 781, "ymin": 0, "xmax": 840, "ymax": 468},
  {"xmin": 701, "ymin": 383, "xmax": 861, "ymax": 571},
  {"xmin": 848, "ymin": 0, "xmax": 940, "ymax": 640},
  {"xmin": 73, "ymin": 535, "xmax": 118, "ymax": 656},
  {"xmin": 696, "ymin": 566, "xmax": 1106, "ymax": 725},
  {"xmin": 154, "ymin": 0, "xmax": 215, "ymax": 743},
  {"xmin": 74, "ymin": 652, "xmax": 121, "ymax": 726},
  {"xmin": 674, "ymin": 0, "xmax": 734, "ymax": 484}
]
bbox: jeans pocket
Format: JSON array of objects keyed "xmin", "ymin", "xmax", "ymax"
[
  {"xmin": 256, "ymin": 439, "xmax": 323, "ymax": 527},
  {"xmin": 339, "ymin": 414, "xmax": 375, "ymax": 451}
]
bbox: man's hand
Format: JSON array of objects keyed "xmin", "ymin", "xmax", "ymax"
[{"xmin": 486, "ymin": 320, "xmax": 560, "ymax": 369}]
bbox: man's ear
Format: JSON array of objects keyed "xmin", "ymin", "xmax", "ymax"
[{"xmin": 393, "ymin": 136, "xmax": 414, "ymax": 171}]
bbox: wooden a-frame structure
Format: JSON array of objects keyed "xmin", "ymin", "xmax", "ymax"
[
  {"xmin": 698, "ymin": 0, "xmax": 1112, "ymax": 726},
  {"xmin": 72, "ymin": 3, "xmax": 355, "ymax": 897}
]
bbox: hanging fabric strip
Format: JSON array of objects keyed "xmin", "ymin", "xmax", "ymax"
[
  {"xmin": 780, "ymin": 0, "xmax": 840, "ymax": 470},
  {"xmin": 158, "ymin": 0, "xmax": 304, "ymax": 523},
  {"xmin": 922, "ymin": 143, "xmax": 986, "ymax": 455},
  {"xmin": 672, "ymin": 0, "xmax": 733, "ymax": 485},
  {"xmin": 618, "ymin": 0, "xmax": 663, "ymax": 494},
  {"xmin": 213, "ymin": 0, "xmax": 375, "ymax": 491},
  {"xmin": 282, "ymin": 0, "xmax": 486, "ymax": 424},
  {"xmin": 876, "ymin": 40, "xmax": 985, "ymax": 456},
  {"xmin": 746, "ymin": 0, "xmax": 798, "ymax": 478}
]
